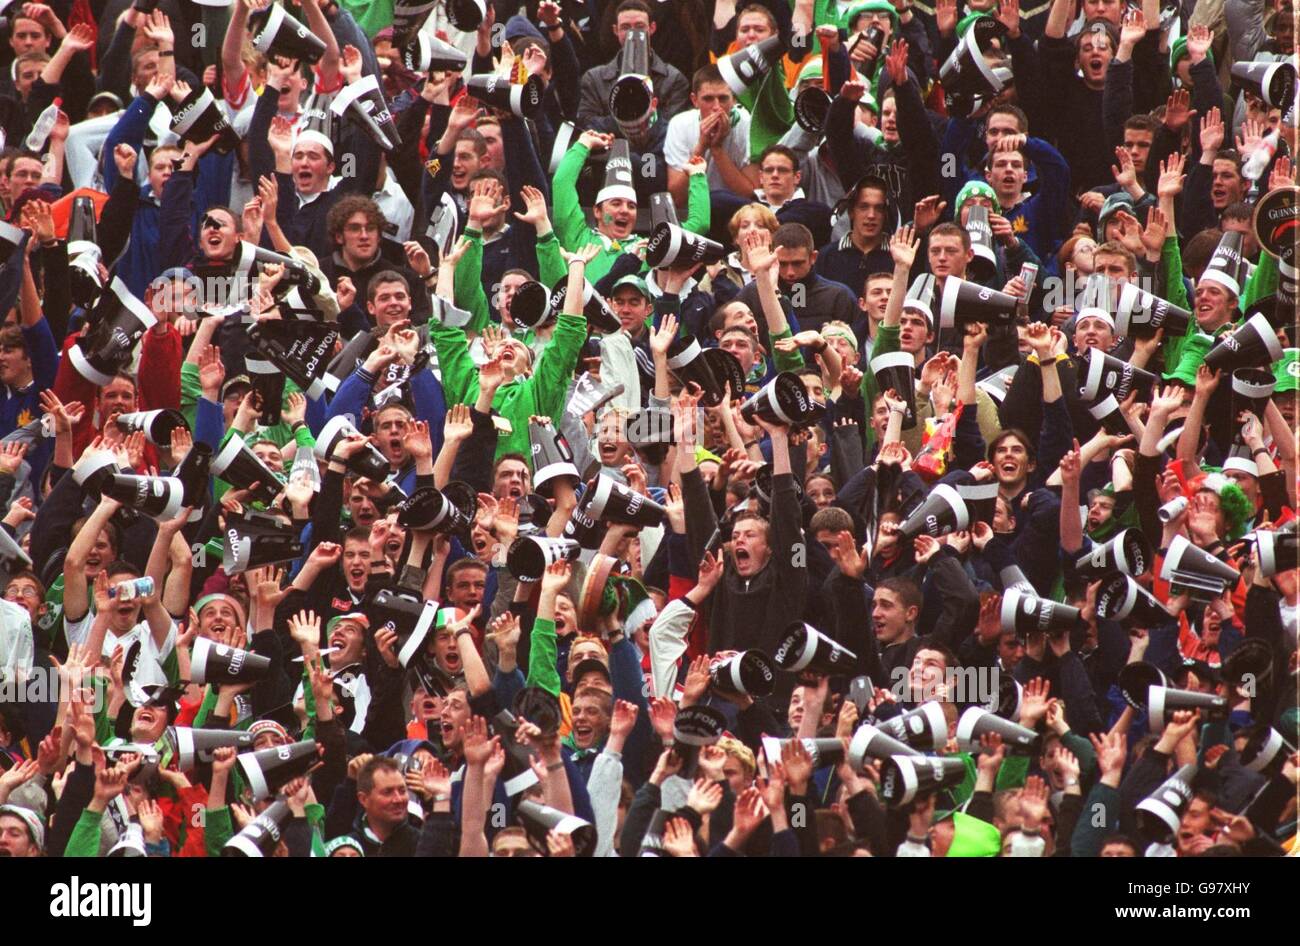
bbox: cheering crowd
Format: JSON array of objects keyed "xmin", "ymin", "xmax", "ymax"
[{"xmin": 0, "ymin": 0, "xmax": 1296, "ymax": 861}]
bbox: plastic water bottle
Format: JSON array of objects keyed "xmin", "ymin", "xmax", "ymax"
[
  {"xmin": 109, "ymin": 577, "xmax": 155, "ymax": 602},
  {"xmin": 1241, "ymin": 129, "xmax": 1279, "ymax": 195},
  {"xmin": 25, "ymin": 97, "xmax": 62, "ymax": 152}
]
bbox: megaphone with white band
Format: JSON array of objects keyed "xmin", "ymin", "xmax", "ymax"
[
  {"xmin": 609, "ymin": 29, "xmax": 654, "ymax": 137},
  {"xmin": 760, "ymin": 736, "xmax": 844, "ymax": 769},
  {"xmin": 233, "ymin": 242, "xmax": 320, "ymax": 296},
  {"xmin": 114, "ymin": 409, "xmax": 188, "ymax": 446},
  {"xmin": 898, "ymin": 483, "xmax": 969, "ymax": 540},
  {"xmin": 330, "ymin": 73, "xmax": 402, "ymax": 152},
  {"xmin": 222, "ymin": 799, "xmax": 293, "ymax": 856},
  {"xmin": 506, "ymin": 535, "xmax": 581, "ymax": 582},
  {"xmin": 1230, "ymin": 59, "xmax": 1297, "ymax": 110},
  {"xmin": 1114, "ymin": 282, "xmax": 1191, "ymax": 338},
  {"xmin": 977, "ymin": 365, "xmax": 1017, "ymax": 404},
  {"xmin": 709, "ymin": 650, "xmax": 775, "ymax": 698},
  {"xmin": 211, "ymin": 432, "xmax": 283, "ymax": 503},
  {"xmin": 1135, "ymin": 763, "xmax": 1198, "ymax": 843},
  {"xmin": 1147, "ymin": 685, "xmax": 1229, "ymax": 732},
  {"xmin": 1000, "ymin": 587, "xmax": 1084, "ymax": 638},
  {"xmin": 650, "ymin": 191, "xmax": 678, "ymax": 229},
  {"xmin": 875, "ymin": 702, "xmax": 948, "ymax": 752},
  {"xmin": 466, "ymin": 72, "xmax": 544, "ymax": 119},
  {"xmin": 401, "ymin": 30, "xmax": 468, "ymax": 73},
  {"xmin": 985, "ymin": 673, "xmax": 1023, "ymax": 720},
  {"xmin": 1117, "ymin": 661, "xmax": 1167, "ymax": 710},
  {"xmin": 716, "ymin": 35, "xmax": 784, "ymax": 97},
  {"xmin": 1087, "ymin": 392, "xmax": 1130, "ymax": 436},
  {"xmin": 671, "ymin": 705, "xmax": 727, "ymax": 779},
  {"xmin": 391, "ymin": 0, "xmax": 439, "ymax": 49},
  {"xmin": 772, "ymin": 623, "xmax": 857, "ymax": 675},
  {"xmin": 740, "ymin": 372, "xmax": 825, "ymax": 428},
  {"xmin": 248, "ymin": 320, "xmax": 341, "ymax": 401},
  {"xmin": 1254, "ymin": 524, "xmax": 1298, "ymax": 579},
  {"xmin": 1074, "ymin": 528, "xmax": 1152, "ymax": 579},
  {"xmin": 169, "ymin": 86, "xmax": 240, "ymax": 154},
  {"xmin": 72, "ymin": 449, "xmax": 121, "ymax": 494},
  {"xmin": 190, "ymin": 637, "xmax": 272, "ymax": 686},
  {"xmin": 847, "ymin": 724, "xmax": 922, "ymax": 772},
  {"xmin": 1159, "ymin": 535, "xmax": 1241, "ymax": 601},
  {"xmin": 69, "ymin": 278, "xmax": 157, "ymax": 385},
  {"xmin": 1079, "ymin": 348, "xmax": 1157, "ymax": 404},
  {"xmin": 517, "ymin": 799, "xmax": 597, "ymax": 857},
  {"xmin": 1239, "ymin": 726, "xmax": 1296, "ymax": 775},
  {"xmin": 1230, "ymin": 367, "xmax": 1277, "ymax": 425},
  {"xmin": 964, "ymin": 204, "xmax": 998, "ymax": 282},
  {"xmin": 314, "ymin": 415, "xmax": 390, "ymax": 482},
  {"xmin": 446, "ymin": 0, "xmax": 486, "ymax": 31},
  {"xmin": 1094, "ymin": 574, "xmax": 1172, "ymax": 626},
  {"xmin": 0, "ymin": 221, "xmax": 23, "ymax": 267},
  {"xmin": 666, "ymin": 336, "xmax": 723, "ymax": 403},
  {"xmin": 956, "ymin": 481, "xmax": 998, "ymax": 526},
  {"xmin": 509, "ymin": 280, "xmax": 552, "ymax": 329},
  {"xmin": 67, "ymin": 196, "xmax": 104, "ymax": 307},
  {"xmin": 583, "ymin": 474, "xmax": 667, "ymax": 528},
  {"xmin": 99, "ymin": 473, "xmax": 186, "ymax": 522},
  {"xmin": 167, "ymin": 726, "xmax": 255, "ymax": 771},
  {"xmin": 937, "ymin": 276, "xmax": 1018, "ymax": 329},
  {"xmin": 396, "ymin": 483, "xmax": 476, "ymax": 535},
  {"xmin": 939, "ymin": 17, "xmax": 1012, "ymax": 118},
  {"xmin": 956, "ymin": 707, "xmax": 1040, "ymax": 755},
  {"xmin": 1202, "ymin": 313, "xmax": 1285, "ymax": 374},
  {"xmin": 645, "ymin": 223, "xmax": 727, "ymax": 269},
  {"xmin": 879, "ymin": 755, "xmax": 967, "ymax": 807},
  {"xmin": 244, "ymin": 350, "xmax": 286, "ymax": 427},
  {"xmin": 530, "ymin": 418, "xmax": 579, "ymax": 498},
  {"xmin": 903, "ymin": 273, "xmax": 936, "ymax": 325},
  {"xmin": 236, "ymin": 740, "xmax": 319, "ymax": 801},
  {"xmin": 486, "ymin": 707, "xmax": 544, "ymax": 796},
  {"xmin": 249, "ymin": 3, "xmax": 326, "ymax": 64},
  {"xmin": 547, "ymin": 277, "xmax": 620, "ymax": 333},
  {"xmin": 164, "ymin": 439, "xmax": 216, "ymax": 506},
  {"xmin": 870, "ymin": 351, "xmax": 917, "ymax": 429},
  {"xmin": 794, "ymin": 85, "xmax": 832, "ymax": 135},
  {"xmin": 562, "ymin": 499, "xmax": 608, "ymax": 550},
  {"xmin": 223, "ymin": 511, "xmax": 304, "ymax": 574}
]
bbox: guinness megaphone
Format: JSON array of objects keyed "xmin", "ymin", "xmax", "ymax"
[
  {"xmin": 236, "ymin": 740, "xmax": 319, "ymax": 801},
  {"xmin": 794, "ymin": 85, "xmax": 832, "ymax": 135},
  {"xmin": 626, "ymin": 404, "xmax": 673, "ymax": 465},
  {"xmin": 879, "ymin": 755, "xmax": 968, "ymax": 807},
  {"xmin": 666, "ymin": 336, "xmax": 721, "ymax": 403},
  {"xmin": 330, "ymin": 73, "xmax": 402, "ymax": 151},
  {"xmin": 314, "ymin": 415, "xmax": 390, "ymax": 482},
  {"xmin": 1000, "ymin": 587, "xmax": 1084, "ymax": 638},
  {"xmin": 1203, "ymin": 313, "xmax": 1285, "ymax": 374},
  {"xmin": 671, "ymin": 704, "xmax": 726, "ymax": 779},
  {"xmin": 114, "ymin": 409, "xmax": 188, "ymax": 446},
  {"xmin": 700, "ymin": 348, "xmax": 746, "ymax": 405},
  {"xmin": 1073, "ymin": 528, "xmax": 1152, "ymax": 579},
  {"xmin": 876, "ymin": 702, "xmax": 948, "ymax": 752},
  {"xmin": 69, "ymin": 277, "xmax": 157, "ymax": 385},
  {"xmin": 709, "ymin": 650, "xmax": 775, "ymax": 699},
  {"xmin": 964, "ymin": 204, "xmax": 998, "ymax": 282},
  {"xmin": 847, "ymin": 723, "xmax": 922, "ymax": 771},
  {"xmin": 489, "ymin": 707, "xmax": 544, "ymax": 796},
  {"xmin": 396, "ymin": 483, "xmax": 476, "ymax": 535},
  {"xmin": 985, "ymin": 673, "xmax": 1023, "ymax": 719},
  {"xmin": 716, "ymin": 35, "xmax": 784, "ymax": 97},
  {"xmin": 466, "ymin": 72, "xmax": 544, "ymax": 119},
  {"xmin": 517, "ymin": 799, "xmax": 597, "ymax": 857},
  {"xmin": 740, "ymin": 372, "xmax": 825, "ymax": 428},
  {"xmin": 1159, "ymin": 535, "xmax": 1241, "ymax": 601},
  {"xmin": 1115, "ymin": 282, "xmax": 1191, "ymax": 338},
  {"xmin": 1117, "ymin": 661, "xmax": 1167, "ymax": 710},
  {"xmin": 212, "ymin": 433, "xmax": 283, "ymax": 503},
  {"xmin": 107, "ymin": 822, "xmax": 147, "ymax": 857},
  {"xmin": 1239, "ymin": 725, "xmax": 1295, "ymax": 775},
  {"xmin": 547, "ymin": 276, "xmax": 620, "ymax": 333},
  {"xmin": 898, "ymin": 483, "xmax": 969, "ymax": 540},
  {"xmin": 167, "ymin": 726, "xmax": 255, "ymax": 771},
  {"xmin": 368, "ymin": 589, "xmax": 439, "ymax": 669},
  {"xmin": 1255, "ymin": 524, "xmax": 1298, "ymax": 579},
  {"xmin": 244, "ymin": 349, "xmax": 286, "ymax": 426},
  {"xmin": 562, "ymin": 498, "xmax": 608, "ymax": 550},
  {"xmin": 937, "ymin": 276, "xmax": 1018, "ymax": 329},
  {"xmin": 402, "ymin": 31, "xmax": 468, "ymax": 73},
  {"xmin": 583, "ymin": 474, "xmax": 667, "ymax": 528},
  {"xmin": 530, "ymin": 418, "xmax": 579, "ymax": 497},
  {"xmin": 249, "ymin": 3, "xmax": 326, "ymax": 64},
  {"xmin": 956, "ymin": 707, "xmax": 1040, "ymax": 755},
  {"xmin": 248, "ymin": 320, "xmax": 341, "ymax": 401},
  {"xmin": 645, "ymin": 223, "xmax": 727, "ymax": 269},
  {"xmin": 233, "ymin": 242, "xmax": 321, "ymax": 297},
  {"xmin": 510, "ymin": 280, "xmax": 552, "ymax": 329},
  {"xmin": 190, "ymin": 637, "xmax": 272, "ymax": 686},
  {"xmin": 1222, "ymin": 637, "xmax": 1273, "ymax": 697},
  {"xmin": 0, "ymin": 524, "xmax": 31, "ymax": 568},
  {"xmin": 1079, "ymin": 347, "xmax": 1156, "ymax": 403},
  {"xmin": 1147, "ymin": 685, "xmax": 1229, "ymax": 731},
  {"xmin": 1230, "ymin": 367, "xmax": 1276, "ymax": 425},
  {"xmin": 1094, "ymin": 574, "xmax": 1172, "ymax": 626},
  {"xmin": 446, "ymin": 0, "xmax": 486, "ymax": 30},
  {"xmin": 956, "ymin": 481, "xmax": 998, "ymax": 526},
  {"xmin": 869, "ymin": 351, "xmax": 917, "ymax": 429},
  {"xmin": 1230, "ymin": 59, "xmax": 1297, "ymax": 110},
  {"xmin": 1135, "ymin": 763, "xmax": 1197, "ymax": 843},
  {"xmin": 391, "ymin": 0, "xmax": 439, "ymax": 49},
  {"xmin": 650, "ymin": 192, "xmax": 678, "ymax": 229},
  {"xmin": 609, "ymin": 29, "xmax": 655, "ymax": 137},
  {"xmin": 222, "ymin": 799, "xmax": 293, "ymax": 856},
  {"xmin": 506, "ymin": 535, "xmax": 581, "ymax": 582},
  {"xmin": 1087, "ymin": 392, "xmax": 1129, "ymax": 436},
  {"xmin": 938, "ymin": 16, "xmax": 1012, "ymax": 118},
  {"xmin": 99, "ymin": 472, "xmax": 186, "ymax": 522},
  {"xmin": 169, "ymin": 86, "xmax": 241, "ymax": 154},
  {"xmin": 772, "ymin": 623, "xmax": 858, "ymax": 675},
  {"xmin": 760, "ymin": 736, "xmax": 844, "ymax": 769},
  {"xmin": 67, "ymin": 196, "xmax": 103, "ymax": 308},
  {"xmin": 223, "ymin": 510, "xmax": 304, "ymax": 573}
]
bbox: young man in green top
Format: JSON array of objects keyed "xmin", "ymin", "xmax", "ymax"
[{"xmin": 552, "ymin": 131, "xmax": 712, "ymax": 284}]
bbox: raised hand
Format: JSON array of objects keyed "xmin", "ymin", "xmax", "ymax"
[
  {"xmin": 1157, "ymin": 152, "xmax": 1186, "ymax": 199},
  {"xmin": 1198, "ymin": 107, "xmax": 1224, "ymax": 155},
  {"xmin": 889, "ymin": 224, "xmax": 919, "ymax": 270},
  {"xmin": 1019, "ymin": 676, "xmax": 1051, "ymax": 729}
]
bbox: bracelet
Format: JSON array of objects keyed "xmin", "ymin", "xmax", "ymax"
[
  {"xmin": 432, "ymin": 793, "xmax": 449, "ymax": 803},
  {"xmin": 291, "ymin": 421, "xmax": 307, "ymax": 433},
  {"xmin": 743, "ymin": 440, "xmax": 759, "ymax": 448},
  {"xmin": 454, "ymin": 627, "xmax": 474, "ymax": 639},
  {"xmin": 158, "ymin": 50, "xmax": 174, "ymax": 57},
  {"xmin": 1252, "ymin": 447, "xmax": 1269, "ymax": 458},
  {"xmin": 1063, "ymin": 777, "xmax": 1079, "ymax": 788},
  {"xmin": 546, "ymin": 761, "xmax": 564, "ymax": 772}
]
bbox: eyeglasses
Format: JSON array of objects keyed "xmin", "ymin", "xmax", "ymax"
[
  {"xmin": 344, "ymin": 223, "xmax": 379, "ymax": 235},
  {"xmin": 5, "ymin": 585, "xmax": 38, "ymax": 600},
  {"xmin": 760, "ymin": 165, "xmax": 794, "ymax": 176}
]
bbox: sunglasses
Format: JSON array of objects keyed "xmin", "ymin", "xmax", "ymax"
[{"xmin": 201, "ymin": 215, "xmax": 228, "ymax": 231}]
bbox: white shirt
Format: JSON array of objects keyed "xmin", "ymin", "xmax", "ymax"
[
  {"xmin": 64, "ymin": 608, "xmax": 177, "ymax": 664},
  {"xmin": 0, "ymin": 599, "xmax": 33, "ymax": 686},
  {"xmin": 664, "ymin": 107, "xmax": 753, "ymax": 192}
]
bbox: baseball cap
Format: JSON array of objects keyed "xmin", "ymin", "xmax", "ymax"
[
  {"xmin": 221, "ymin": 375, "xmax": 252, "ymax": 401},
  {"xmin": 611, "ymin": 274, "xmax": 651, "ymax": 300}
]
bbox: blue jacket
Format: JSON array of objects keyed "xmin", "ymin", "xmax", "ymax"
[
  {"xmin": 0, "ymin": 320, "xmax": 57, "ymax": 439},
  {"xmin": 324, "ymin": 361, "xmax": 447, "ymax": 473}
]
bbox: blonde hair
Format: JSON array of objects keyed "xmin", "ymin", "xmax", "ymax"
[
  {"xmin": 717, "ymin": 736, "xmax": 756, "ymax": 780},
  {"xmin": 727, "ymin": 203, "xmax": 780, "ymax": 242}
]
